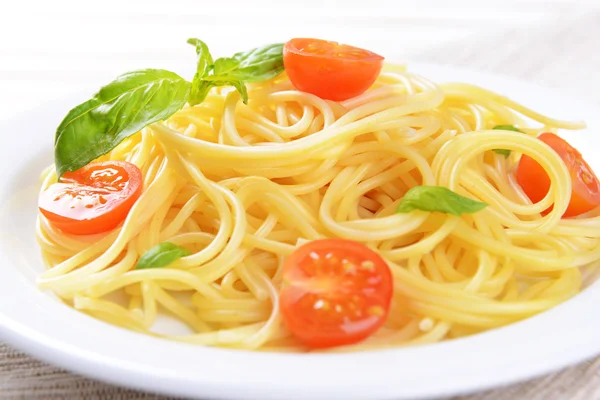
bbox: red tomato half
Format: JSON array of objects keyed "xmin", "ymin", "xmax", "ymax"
[
  {"xmin": 280, "ymin": 238, "xmax": 393, "ymax": 348},
  {"xmin": 283, "ymin": 38, "xmax": 384, "ymax": 101},
  {"xmin": 39, "ymin": 161, "xmax": 143, "ymax": 235},
  {"xmin": 516, "ymin": 132, "xmax": 600, "ymax": 217}
]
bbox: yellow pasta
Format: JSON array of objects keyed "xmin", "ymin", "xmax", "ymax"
[{"xmin": 36, "ymin": 67, "xmax": 600, "ymax": 352}]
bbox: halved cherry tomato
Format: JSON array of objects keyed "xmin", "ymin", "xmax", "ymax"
[
  {"xmin": 280, "ymin": 238, "xmax": 393, "ymax": 348},
  {"xmin": 283, "ymin": 38, "xmax": 384, "ymax": 101},
  {"xmin": 39, "ymin": 161, "xmax": 143, "ymax": 235},
  {"xmin": 516, "ymin": 132, "xmax": 600, "ymax": 217}
]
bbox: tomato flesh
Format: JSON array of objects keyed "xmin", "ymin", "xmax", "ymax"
[
  {"xmin": 283, "ymin": 38, "xmax": 384, "ymax": 101},
  {"xmin": 516, "ymin": 132, "xmax": 600, "ymax": 217},
  {"xmin": 280, "ymin": 238, "xmax": 393, "ymax": 348},
  {"xmin": 39, "ymin": 161, "xmax": 143, "ymax": 235}
]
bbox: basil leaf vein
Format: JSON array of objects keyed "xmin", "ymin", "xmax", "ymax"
[
  {"xmin": 136, "ymin": 242, "xmax": 191, "ymax": 270},
  {"xmin": 396, "ymin": 186, "xmax": 488, "ymax": 216},
  {"xmin": 54, "ymin": 69, "xmax": 190, "ymax": 177},
  {"xmin": 492, "ymin": 125, "xmax": 523, "ymax": 158}
]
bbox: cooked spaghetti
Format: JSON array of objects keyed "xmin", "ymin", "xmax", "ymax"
[{"xmin": 36, "ymin": 38, "xmax": 600, "ymax": 352}]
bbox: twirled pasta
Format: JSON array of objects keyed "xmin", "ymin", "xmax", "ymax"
[{"xmin": 36, "ymin": 65, "xmax": 600, "ymax": 352}]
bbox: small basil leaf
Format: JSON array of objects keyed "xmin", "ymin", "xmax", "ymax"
[
  {"xmin": 493, "ymin": 125, "xmax": 522, "ymax": 132},
  {"xmin": 492, "ymin": 125, "xmax": 523, "ymax": 158},
  {"xmin": 187, "ymin": 38, "xmax": 214, "ymax": 106},
  {"xmin": 55, "ymin": 69, "xmax": 191, "ymax": 177},
  {"xmin": 187, "ymin": 38, "xmax": 213, "ymax": 78},
  {"xmin": 189, "ymin": 78, "xmax": 248, "ymax": 105},
  {"xmin": 213, "ymin": 57, "xmax": 240, "ymax": 75},
  {"xmin": 136, "ymin": 242, "xmax": 191, "ymax": 270},
  {"xmin": 186, "ymin": 41, "xmax": 281, "ymax": 107},
  {"xmin": 228, "ymin": 43, "xmax": 284, "ymax": 82},
  {"xmin": 396, "ymin": 186, "xmax": 488, "ymax": 216},
  {"xmin": 223, "ymin": 79, "xmax": 249, "ymax": 104},
  {"xmin": 493, "ymin": 148, "xmax": 512, "ymax": 157},
  {"xmin": 202, "ymin": 75, "xmax": 249, "ymax": 103},
  {"xmin": 189, "ymin": 80, "xmax": 215, "ymax": 106}
]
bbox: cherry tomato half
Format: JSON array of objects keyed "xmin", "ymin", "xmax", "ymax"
[
  {"xmin": 283, "ymin": 38, "xmax": 384, "ymax": 101},
  {"xmin": 516, "ymin": 132, "xmax": 600, "ymax": 217},
  {"xmin": 39, "ymin": 161, "xmax": 143, "ymax": 235},
  {"xmin": 280, "ymin": 238, "xmax": 393, "ymax": 348}
]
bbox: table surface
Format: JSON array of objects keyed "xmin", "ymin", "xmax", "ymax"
[{"xmin": 0, "ymin": 1, "xmax": 599, "ymax": 399}]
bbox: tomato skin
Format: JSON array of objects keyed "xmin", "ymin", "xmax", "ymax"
[
  {"xmin": 283, "ymin": 38, "xmax": 384, "ymax": 101},
  {"xmin": 39, "ymin": 161, "xmax": 143, "ymax": 235},
  {"xmin": 516, "ymin": 133, "xmax": 600, "ymax": 218},
  {"xmin": 280, "ymin": 238, "xmax": 393, "ymax": 348}
]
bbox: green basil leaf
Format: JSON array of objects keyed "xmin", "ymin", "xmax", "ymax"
[
  {"xmin": 188, "ymin": 77, "xmax": 248, "ymax": 105},
  {"xmin": 187, "ymin": 38, "xmax": 213, "ymax": 78},
  {"xmin": 187, "ymin": 38, "xmax": 215, "ymax": 106},
  {"xmin": 136, "ymin": 242, "xmax": 191, "ymax": 270},
  {"xmin": 493, "ymin": 125, "xmax": 522, "ymax": 132},
  {"xmin": 213, "ymin": 57, "xmax": 240, "ymax": 75},
  {"xmin": 55, "ymin": 69, "xmax": 191, "ymax": 177},
  {"xmin": 221, "ymin": 79, "xmax": 249, "ymax": 104},
  {"xmin": 396, "ymin": 186, "xmax": 488, "ymax": 216},
  {"xmin": 492, "ymin": 125, "xmax": 523, "ymax": 158},
  {"xmin": 492, "ymin": 148, "xmax": 512, "ymax": 157},
  {"xmin": 202, "ymin": 75, "xmax": 249, "ymax": 103},
  {"xmin": 188, "ymin": 80, "xmax": 214, "ymax": 106},
  {"xmin": 228, "ymin": 43, "xmax": 284, "ymax": 82},
  {"xmin": 186, "ymin": 41, "xmax": 281, "ymax": 106}
]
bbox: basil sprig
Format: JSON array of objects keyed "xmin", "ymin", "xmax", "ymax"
[
  {"xmin": 397, "ymin": 186, "xmax": 488, "ymax": 216},
  {"xmin": 491, "ymin": 125, "xmax": 523, "ymax": 158},
  {"xmin": 54, "ymin": 40, "xmax": 284, "ymax": 177},
  {"xmin": 186, "ymin": 39, "xmax": 284, "ymax": 105},
  {"xmin": 136, "ymin": 242, "xmax": 190, "ymax": 270}
]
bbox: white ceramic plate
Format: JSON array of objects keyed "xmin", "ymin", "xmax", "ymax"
[{"xmin": 0, "ymin": 63, "xmax": 599, "ymax": 400}]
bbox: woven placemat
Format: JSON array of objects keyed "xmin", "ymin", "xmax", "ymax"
[{"xmin": 1, "ymin": 10, "xmax": 599, "ymax": 400}]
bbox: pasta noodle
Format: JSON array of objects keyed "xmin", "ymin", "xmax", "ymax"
[{"xmin": 36, "ymin": 65, "xmax": 600, "ymax": 352}]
